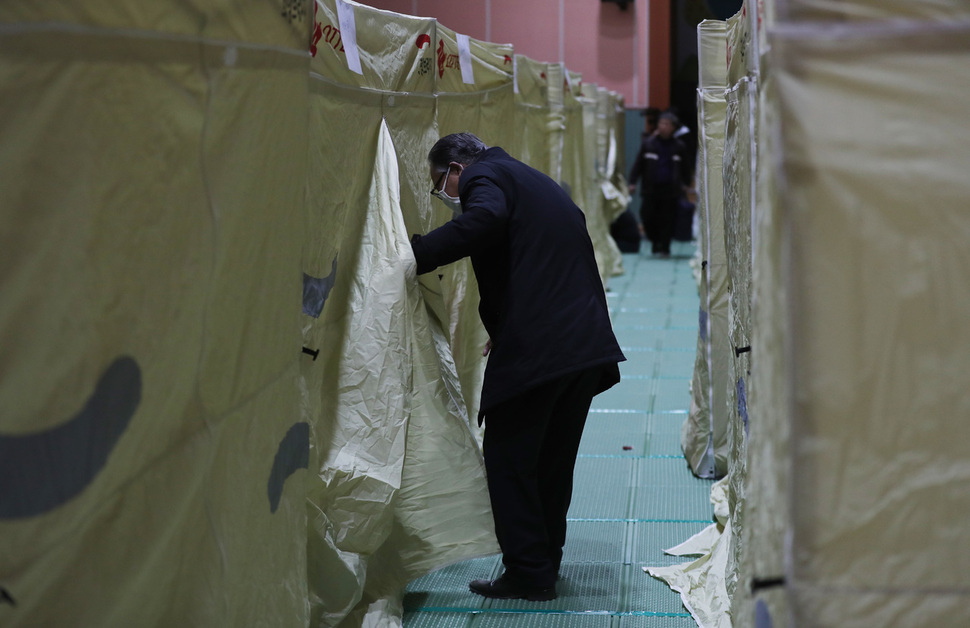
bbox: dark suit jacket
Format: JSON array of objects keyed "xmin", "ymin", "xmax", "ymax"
[
  {"xmin": 411, "ymin": 147, "xmax": 625, "ymax": 417},
  {"xmin": 628, "ymin": 133, "xmax": 690, "ymax": 194}
]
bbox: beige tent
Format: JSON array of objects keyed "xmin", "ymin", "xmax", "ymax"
[
  {"xmin": 0, "ymin": 1, "xmax": 666, "ymax": 626},
  {"xmin": 658, "ymin": 2, "xmax": 970, "ymax": 627},
  {"xmin": 683, "ymin": 19, "xmax": 731, "ymax": 480},
  {"xmin": 595, "ymin": 85, "xmax": 631, "ymax": 279},
  {"xmin": 769, "ymin": 7, "xmax": 970, "ymax": 627},
  {"xmin": 304, "ymin": 2, "xmax": 500, "ymax": 624},
  {"xmin": 0, "ymin": 2, "xmax": 313, "ymax": 626},
  {"xmin": 434, "ymin": 24, "xmax": 515, "ymax": 439}
]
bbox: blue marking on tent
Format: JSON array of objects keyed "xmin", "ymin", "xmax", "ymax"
[
  {"xmin": 302, "ymin": 255, "xmax": 338, "ymax": 318},
  {"xmin": 268, "ymin": 422, "xmax": 310, "ymax": 513},
  {"xmin": 0, "ymin": 356, "xmax": 141, "ymax": 519},
  {"xmin": 737, "ymin": 376, "xmax": 749, "ymax": 437}
]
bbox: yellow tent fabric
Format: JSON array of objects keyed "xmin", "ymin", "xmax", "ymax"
[
  {"xmin": 647, "ymin": 478, "xmax": 732, "ymax": 628},
  {"xmin": 304, "ymin": 2, "xmax": 498, "ymax": 625},
  {"xmin": 512, "ymin": 55, "xmax": 560, "ymax": 178},
  {"xmin": 778, "ymin": 0, "xmax": 970, "ymax": 21},
  {"xmin": 0, "ymin": 2, "xmax": 312, "ymax": 626},
  {"xmin": 683, "ymin": 19, "xmax": 730, "ymax": 480},
  {"xmin": 593, "ymin": 86, "xmax": 627, "ymax": 280},
  {"xmin": 544, "ymin": 62, "xmax": 568, "ymax": 185},
  {"xmin": 737, "ymin": 3, "xmax": 791, "ymax": 624},
  {"xmin": 721, "ymin": 5, "xmax": 760, "ymax": 617},
  {"xmin": 655, "ymin": 12, "xmax": 756, "ymax": 625},
  {"xmin": 2, "ymin": 0, "xmax": 627, "ymax": 626},
  {"xmin": 303, "ymin": 116, "xmax": 496, "ymax": 626},
  {"xmin": 435, "ymin": 23, "xmax": 515, "ymax": 440},
  {"xmin": 562, "ymin": 72, "xmax": 604, "ymax": 283},
  {"xmin": 572, "ymin": 79, "xmax": 624, "ymax": 286},
  {"xmin": 772, "ymin": 18, "xmax": 970, "ymax": 627}
]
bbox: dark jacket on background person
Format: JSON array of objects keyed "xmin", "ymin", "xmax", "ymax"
[
  {"xmin": 410, "ymin": 147, "xmax": 625, "ymax": 418},
  {"xmin": 628, "ymin": 133, "xmax": 690, "ymax": 193}
]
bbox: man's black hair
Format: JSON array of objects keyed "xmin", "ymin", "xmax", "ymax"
[
  {"xmin": 659, "ymin": 111, "xmax": 680, "ymax": 128},
  {"xmin": 428, "ymin": 132, "xmax": 489, "ymax": 171}
]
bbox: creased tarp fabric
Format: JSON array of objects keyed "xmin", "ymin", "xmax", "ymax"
[
  {"xmin": 740, "ymin": 35, "xmax": 790, "ymax": 628},
  {"xmin": 572, "ymin": 80, "xmax": 623, "ymax": 286},
  {"xmin": 2, "ymin": 1, "xmax": 626, "ymax": 626},
  {"xmin": 0, "ymin": 2, "xmax": 312, "ymax": 625},
  {"xmin": 544, "ymin": 63, "xmax": 568, "ymax": 185},
  {"xmin": 512, "ymin": 55, "xmax": 561, "ymax": 179},
  {"xmin": 777, "ymin": 0, "xmax": 970, "ymax": 21},
  {"xmin": 305, "ymin": 2, "xmax": 498, "ymax": 625},
  {"xmin": 773, "ymin": 20, "xmax": 970, "ymax": 627},
  {"xmin": 2, "ymin": 0, "xmax": 311, "ymax": 47},
  {"xmin": 303, "ymin": 119, "xmax": 496, "ymax": 627},
  {"xmin": 595, "ymin": 86, "xmax": 629, "ymax": 279},
  {"xmin": 722, "ymin": 5, "xmax": 758, "ymax": 616},
  {"xmin": 562, "ymin": 73, "xmax": 612, "ymax": 285},
  {"xmin": 647, "ymin": 478, "xmax": 732, "ymax": 628},
  {"xmin": 683, "ymin": 20, "xmax": 730, "ymax": 480},
  {"xmin": 436, "ymin": 23, "xmax": 515, "ymax": 441}
]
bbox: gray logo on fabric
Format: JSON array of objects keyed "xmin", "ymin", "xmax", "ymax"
[
  {"xmin": 755, "ymin": 599, "xmax": 774, "ymax": 628},
  {"xmin": 267, "ymin": 422, "xmax": 310, "ymax": 513},
  {"xmin": 302, "ymin": 256, "xmax": 338, "ymax": 318},
  {"xmin": 737, "ymin": 376, "xmax": 749, "ymax": 437},
  {"xmin": 0, "ymin": 356, "xmax": 141, "ymax": 519}
]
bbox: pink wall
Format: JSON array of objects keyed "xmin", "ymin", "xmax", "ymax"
[{"xmin": 355, "ymin": 0, "xmax": 666, "ymax": 108}]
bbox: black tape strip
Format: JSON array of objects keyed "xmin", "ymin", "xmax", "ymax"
[{"xmin": 751, "ymin": 576, "xmax": 786, "ymax": 593}]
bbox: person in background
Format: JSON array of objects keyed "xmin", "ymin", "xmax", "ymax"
[
  {"xmin": 627, "ymin": 111, "xmax": 691, "ymax": 257},
  {"xmin": 410, "ymin": 132, "xmax": 626, "ymax": 602},
  {"xmin": 641, "ymin": 106, "xmax": 661, "ymax": 139}
]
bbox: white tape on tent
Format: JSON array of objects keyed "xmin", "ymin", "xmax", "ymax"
[
  {"xmin": 513, "ymin": 55, "xmax": 518, "ymax": 94},
  {"xmin": 336, "ymin": 0, "xmax": 363, "ymax": 75},
  {"xmin": 748, "ymin": 78, "xmax": 758, "ymax": 267},
  {"xmin": 456, "ymin": 33, "xmax": 475, "ymax": 84},
  {"xmin": 698, "ymin": 90, "xmax": 717, "ymax": 479}
]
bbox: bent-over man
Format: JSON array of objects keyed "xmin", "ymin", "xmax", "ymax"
[{"xmin": 410, "ymin": 132, "xmax": 625, "ymax": 601}]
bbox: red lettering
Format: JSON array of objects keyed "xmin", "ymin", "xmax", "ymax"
[
  {"xmin": 310, "ymin": 2, "xmax": 322, "ymax": 57},
  {"xmin": 310, "ymin": 22, "xmax": 323, "ymax": 57},
  {"xmin": 437, "ymin": 39, "xmax": 446, "ymax": 78},
  {"xmin": 322, "ymin": 24, "xmax": 345, "ymax": 53},
  {"xmin": 435, "ymin": 40, "xmax": 464, "ymax": 77}
]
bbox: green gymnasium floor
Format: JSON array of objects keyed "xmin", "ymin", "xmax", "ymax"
[{"xmin": 404, "ymin": 241, "xmax": 714, "ymax": 627}]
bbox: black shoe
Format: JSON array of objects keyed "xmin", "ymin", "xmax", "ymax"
[{"xmin": 469, "ymin": 575, "xmax": 557, "ymax": 601}]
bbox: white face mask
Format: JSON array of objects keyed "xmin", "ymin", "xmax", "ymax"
[
  {"xmin": 439, "ymin": 191, "xmax": 462, "ymax": 218},
  {"xmin": 432, "ymin": 165, "xmax": 462, "ymax": 218}
]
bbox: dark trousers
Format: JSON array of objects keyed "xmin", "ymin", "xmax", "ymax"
[
  {"xmin": 482, "ymin": 367, "xmax": 603, "ymax": 588},
  {"xmin": 641, "ymin": 188, "xmax": 678, "ymax": 254}
]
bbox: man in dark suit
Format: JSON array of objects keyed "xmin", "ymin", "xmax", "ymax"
[{"xmin": 411, "ymin": 133, "xmax": 626, "ymax": 601}]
